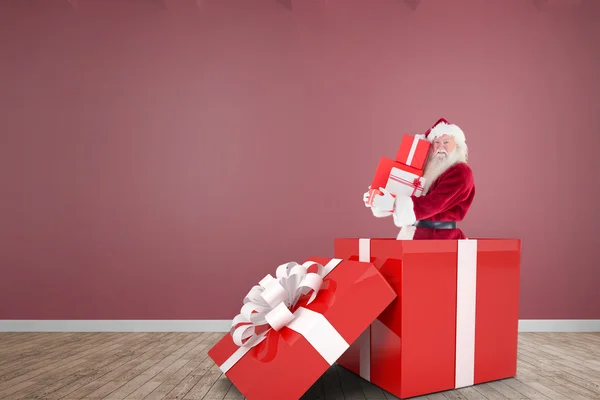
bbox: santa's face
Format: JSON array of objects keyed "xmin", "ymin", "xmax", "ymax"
[
  {"xmin": 422, "ymin": 134, "xmax": 466, "ymax": 194},
  {"xmin": 431, "ymin": 134, "xmax": 456, "ymax": 160}
]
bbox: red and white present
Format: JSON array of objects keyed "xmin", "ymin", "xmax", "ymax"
[
  {"xmin": 366, "ymin": 157, "xmax": 426, "ymax": 206},
  {"xmin": 395, "ymin": 134, "xmax": 430, "ymax": 170},
  {"xmin": 334, "ymin": 238, "xmax": 521, "ymax": 399},
  {"xmin": 207, "ymin": 256, "xmax": 397, "ymax": 400},
  {"xmin": 386, "ymin": 166, "xmax": 425, "ymax": 197}
]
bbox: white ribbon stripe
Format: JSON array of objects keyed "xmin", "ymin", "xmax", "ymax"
[
  {"xmin": 359, "ymin": 238, "xmax": 371, "ymax": 262},
  {"xmin": 455, "ymin": 239, "xmax": 478, "ymax": 388},
  {"xmin": 219, "ymin": 258, "xmax": 345, "ymax": 373},
  {"xmin": 358, "ymin": 239, "xmax": 372, "ymax": 381},
  {"xmin": 287, "ymin": 307, "xmax": 349, "ymax": 365},
  {"xmin": 406, "ymin": 136, "xmax": 420, "ymax": 166}
]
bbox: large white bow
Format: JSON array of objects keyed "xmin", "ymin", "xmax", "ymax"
[{"xmin": 230, "ymin": 260, "xmax": 327, "ymax": 348}]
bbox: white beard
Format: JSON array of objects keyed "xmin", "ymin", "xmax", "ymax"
[{"xmin": 422, "ymin": 146, "xmax": 467, "ymax": 194}]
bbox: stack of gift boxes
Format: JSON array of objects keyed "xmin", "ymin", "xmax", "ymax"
[
  {"xmin": 207, "ymin": 133, "xmax": 521, "ymax": 400},
  {"xmin": 365, "ymin": 134, "xmax": 431, "ymax": 206}
]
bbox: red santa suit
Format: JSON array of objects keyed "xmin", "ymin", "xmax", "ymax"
[
  {"xmin": 393, "ymin": 161, "xmax": 475, "ymax": 240},
  {"xmin": 372, "ymin": 118, "xmax": 475, "ymax": 240}
]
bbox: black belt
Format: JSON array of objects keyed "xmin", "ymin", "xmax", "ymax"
[{"xmin": 415, "ymin": 220, "xmax": 457, "ymax": 229}]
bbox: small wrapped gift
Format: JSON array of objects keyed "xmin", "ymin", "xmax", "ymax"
[
  {"xmin": 207, "ymin": 257, "xmax": 397, "ymax": 400},
  {"xmin": 395, "ymin": 133, "xmax": 431, "ymax": 170},
  {"xmin": 386, "ymin": 166, "xmax": 425, "ymax": 197},
  {"xmin": 366, "ymin": 157, "xmax": 426, "ymax": 206}
]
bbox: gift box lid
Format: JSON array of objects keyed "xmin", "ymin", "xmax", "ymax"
[{"xmin": 207, "ymin": 256, "xmax": 397, "ymax": 400}]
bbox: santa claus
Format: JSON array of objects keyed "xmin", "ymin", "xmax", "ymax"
[{"xmin": 364, "ymin": 118, "xmax": 475, "ymax": 240}]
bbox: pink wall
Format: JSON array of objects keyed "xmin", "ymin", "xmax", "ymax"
[{"xmin": 1, "ymin": 0, "xmax": 599, "ymax": 321}]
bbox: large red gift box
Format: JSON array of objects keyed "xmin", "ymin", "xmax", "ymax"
[
  {"xmin": 334, "ymin": 238, "xmax": 521, "ymax": 399},
  {"xmin": 208, "ymin": 256, "xmax": 397, "ymax": 400},
  {"xmin": 367, "ymin": 157, "xmax": 426, "ymax": 206},
  {"xmin": 395, "ymin": 134, "xmax": 431, "ymax": 170}
]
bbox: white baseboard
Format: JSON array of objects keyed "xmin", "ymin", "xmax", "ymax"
[
  {"xmin": 518, "ymin": 319, "xmax": 600, "ymax": 332},
  {"xmin": 1, "ymin": 319, "xmax": 599, "ymax": 332}
]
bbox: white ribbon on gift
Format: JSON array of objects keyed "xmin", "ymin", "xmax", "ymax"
[
  {"xmin": 455, "ymin": 239, "xmax": 478, "ymax": 388},
  {"xmin": 218, "ymin": 258, "xmax": 349, "ymax": 373},
  {"xmin": 406, "ymin": 136, "xmax": 421, "ymax": 166},
  {"xmin": 358, "ymin": 239, "xmax": 372, "ymax": 381}
]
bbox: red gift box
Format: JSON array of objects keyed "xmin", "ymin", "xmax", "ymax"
[
  {"xmin": 207, "ymin": 257, "xmax": 397, "ymax": 400},
  {"xmin": 334, "ymin": 238, "xmax": 521, "ymax": 399},
  {"xmin": 396, "ymin": 134, "xmax": 430, "ymax": 170},
  {"xmin": 366, "ymin": 157, "xmax": 426, "ymax": 206}
]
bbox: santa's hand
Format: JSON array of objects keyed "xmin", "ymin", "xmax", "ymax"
[
  {"xmin": 362, "ymin": 185, "xmax": 373, "ymax": 207},
  {"xmin": 363, "ymin": 190, "xmax": 371, "ymax": 207},
  {"xmin": 372, "ymin": 187, "xmax": 395, "ymax": 212}
]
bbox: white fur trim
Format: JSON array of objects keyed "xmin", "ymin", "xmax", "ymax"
[
  {"xmin": 427, "ymin": 122, "xmax": 466, "ymax": 145},
  {"xmin": 371, "ymin": 207, "xmax": 392, "ymax": 218},
  {"xmin": 396, "ymin": 225, "xmax": 416, "ymax": 240},
  {"xmin": 392, "ymin": 195, "xmax": 417, "ymax": 227}
]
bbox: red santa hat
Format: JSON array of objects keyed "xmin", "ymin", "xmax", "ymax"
[{"xmin": 424, "ymin": 117, "xmax": 466, "ymax": 146}]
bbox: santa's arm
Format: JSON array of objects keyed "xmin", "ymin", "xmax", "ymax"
[
  {"xmin": 371, "ymin": 207, "xmax": 393, "ymax": 218},
  {"xmin": 391, "ymin": 165, "xmax": 473, "ymax": 227}
]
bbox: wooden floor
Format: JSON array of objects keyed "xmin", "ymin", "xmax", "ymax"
[{"xmin": 0, "ymin": 332, "xmax": 599, "ymax": 400}]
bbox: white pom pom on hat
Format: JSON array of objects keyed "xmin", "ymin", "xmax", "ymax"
[{"xmin": 423, "ymin": 117, "xmax": 466, "ymax": 145}]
